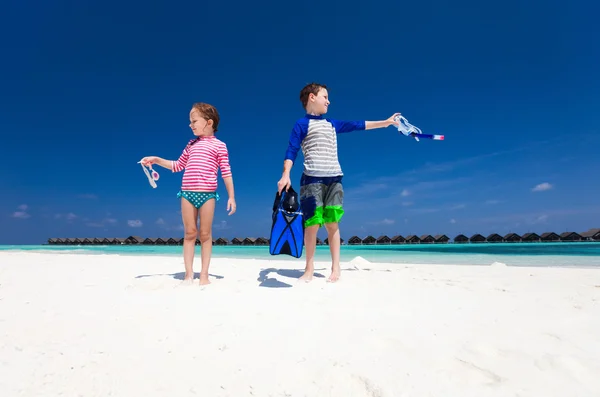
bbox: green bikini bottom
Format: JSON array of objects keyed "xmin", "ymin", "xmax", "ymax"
[{"xmin": 177, "ymin": 191, "xmax": 220, "ymax": 209}]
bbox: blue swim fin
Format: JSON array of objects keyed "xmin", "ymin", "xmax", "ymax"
[{"xmin": 269, "ymin": 186, "xmax": 304, "ymax": 258}]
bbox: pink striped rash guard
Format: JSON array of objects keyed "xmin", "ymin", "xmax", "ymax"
[{"xmin": 171, "ymin": 136, "xmax": 232, "ymax": 192}]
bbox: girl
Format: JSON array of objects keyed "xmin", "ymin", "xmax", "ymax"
[{"xmin": 141, "ymin": 102, "xmax": 236, "ymax": 285}]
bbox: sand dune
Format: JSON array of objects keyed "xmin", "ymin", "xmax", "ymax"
[{"xmin": 1, "ymin": 251, "xmax": 599, "ymax": 396}]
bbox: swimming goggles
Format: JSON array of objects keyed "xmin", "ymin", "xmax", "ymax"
[
  {"xmin": 138, "ymin": 161, "xmax": 159, "ymax": 188},
  {"xmin": 393, "ymin": 114, "xmax": 444, "ymax": 141}
]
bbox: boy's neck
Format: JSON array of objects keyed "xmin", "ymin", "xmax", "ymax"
[{"xmin": 305, "ymin": 107, "xmax": 323, "ymax": 117}]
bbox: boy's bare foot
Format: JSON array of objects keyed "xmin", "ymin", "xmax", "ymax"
[
  {"xmin": 199, "ymin": 274, "xmax": 211, "ymax": 286},
  {"xmin": 327, "ymin": 266, "xmax": 341, "ymax": 283},
  {"xmin": 298, "ymin": 271, "xmax": 313, "ymax": 282}
]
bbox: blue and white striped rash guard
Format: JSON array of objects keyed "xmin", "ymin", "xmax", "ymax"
[{"xmin": 284, "ymin": 114, "xmax": 365, "ymax": 177}]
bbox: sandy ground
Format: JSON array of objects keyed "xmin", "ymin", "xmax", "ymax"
[{"xmin": 1, "ymin": 251, "xmax": 599, "ymax": 397}]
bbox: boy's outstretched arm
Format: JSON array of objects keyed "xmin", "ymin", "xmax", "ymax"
[{"xmin": 365, "ymin": 113, "xmax": 401, "ymax": 130}]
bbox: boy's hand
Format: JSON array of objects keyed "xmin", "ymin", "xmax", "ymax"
[
  {"xmin": 140, "ymin": 156, "xmax": 159, "ymax": 166},
  {"xmin": 277, "ymin": 175, "xmax": 291, "ymax": 194},
  {"xmin": 387, "ymin": 113, "xmax": 401, "ymax": 127},
  {"xmin": 227, "ymin": 197, "xmax": 237, "ymax": 215}
]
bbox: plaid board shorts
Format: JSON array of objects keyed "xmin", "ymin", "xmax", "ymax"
[{"xmin": 299, "ymin": 173, "xmax": 344, "ymax": 227}]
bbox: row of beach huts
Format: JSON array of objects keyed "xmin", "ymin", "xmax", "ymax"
[{"xmin": 46, "ymin": 228, "xmax": 600, "ymax": 246}]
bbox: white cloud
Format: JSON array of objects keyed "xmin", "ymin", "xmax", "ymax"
[
  {"xmin": 105, "ymin": 218, "xmax": 117, "ymax": 224},
  {"xmin": 401, "ymin": 189, "xmax": 411, "ymax": 197},
  {"xmin": 12, "ymin": 204, "xmax": 30, "ymax": 219},
  {"xmin": 213, "ymin": 220, "xmax": 230, "ymax": 230},
  {"xmin": 450, "ymin": 218, "xmax": 456, "ymax": 224},
  {"xmin": 450, "ymin": 204, "xmax": 466, "ymax": 210},
  {"xmin": 532, "ymin": 182, "xmax": 552, "ymax": 192},
  {"xmin": 66, "ymin": 213, "xmax": 77, "ymax": 220},
  {"xmin": 156, "ymin": 218, "xmax": 165, "ymax": 225},
  {"xmin": 128, "ymin": 220, "xmax": 143, "ymax": 227},
  {"xmin": 532, "ymin": 214, "xmax": 548, "ymax": 224},
  {"xmin": 12, "ymin": 211, "xmax": 30, "ymax": 219},
  {"xmin": 370, "ymin": 218, "xmax": 395, "ymax": 225}
]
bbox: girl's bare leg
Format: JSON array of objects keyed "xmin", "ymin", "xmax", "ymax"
[
  {"xmin": 181, "ymin": 198, "xmax": 199, "ymax": 281},
  {"xmin": 198, "ymin": 197, "xmax": 216, "ymax": 285}
]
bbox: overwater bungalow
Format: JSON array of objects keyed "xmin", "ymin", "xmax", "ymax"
[
  {"xmin": 454, "ymin": 234, "xmax": 468, "ymax": 243},
  {"xmin": 391, "ymin": 235, "xmax": 405, "ymax": 244},
  {"xmin": 362, "ymin": 235, "xmax": 376, "ymax": 245},
  {"xmin": 581, "ymin": 228, "xmax": 600, "ymax": 241},
  {"xmin": 470, "ymin": 234, "xmax": 486, "ymax": 243},
  {"xmin": 521, "ymin": 232, "xmax": 541, "ymax": 242},
  {"xmin": 214, "ymin": 238, "xmax": 228, "ymax": 246},
  {"xmin": 541, "ymin": 232, "xmax": 560, "ymax": 242},
  {"xmin": 420, "ymin": 234, "xmax": 435, "ymax": 244},
  {"xmin": 486, "ymin": 233, "xmax": 503, "ymax": 243},
  {"xmin": 316, "ymin": 237, "xmax": 324, "ymax": 245},
  {"xmin": 242, "ymin": 237, "xmax": 256, "ymax": 246},
  {"xmin": 434, "ymin": 234, "xmax": 450, "ymax": 243},
  {"xmin": 348, "ymin": 236, "xmax": 362, "ymax": 245},
  {"xmin": 504, "ymin": 233, "xmax": 522, "ymax": 243},
  {"xmin": 405, "ymin": 235, "xmax": 421, "ymax": 244},
  {"xmin": 560, "ymin": 231, "xmax": 582, "ymax": 242},
  {"xmin": 323, "ymin": 238, "xmax": 345, "ymax": 245},
  {"xmin": 377, "ymin": 235, "xmax": 392, "ymax": 244},
  {"xmin": 255, "ymin": 237, "xmax": 269, "ymax": 246},
  {"xmin": 231, "ymin": 238, "xmax": 244, "ymax": 245}
]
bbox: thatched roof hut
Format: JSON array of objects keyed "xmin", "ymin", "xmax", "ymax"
[
  {"xmin": 405, "ymin": 235, "xmax": 421, "ymax": 244},
  {"xmin": 420, "ymin": 234, "xmax": 435, "ymax": 244},
  {"xmin": 559, "ymin": 231, "xmax": 582, "ymax": 241},
  {"xmin": 348, "ymin": 236, "xmax": 362, "ymax": 245},
  {"xmin": 362, "ymin": 235, "xmax": 376, "ymax": 245},
  {"xmin": 503, "ymin": 233, "xmax": 521, "ymax": 242},
  {"xmin": 470, "ymin": 234, "xmax": 486, "ymax": 243},
  {"xmin": 391, "ymin": 235, "xmax": 405, "ymax": 244},
  {"xmin": 521, "ymin": 232, "xmax": 541, "ymax": 242},
  {"xmin": 486, "ymin": 233, "xmax": 503, "ymax": 243},
  {"xmin": 581, "ymin": 228, "xmax": 600, "ymax": 241},
  {"xmin": 434, "ymin": 234, "xmax": 449, "ymax": 243},
  {"xmin": 541, "ymin": 232, "xmax": 560, "ymax": 242},
  {"xmin": 454, "ymin": 234, "xmax": 468, "ymax": 243},
  {"xmin": 376, "ymin": 235, "xmax": 392, "ymax": 244}
]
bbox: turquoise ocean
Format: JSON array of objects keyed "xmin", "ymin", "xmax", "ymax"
[{"xmin": 1, "ymin": 243, "xmax": 599, "ymax": 268}]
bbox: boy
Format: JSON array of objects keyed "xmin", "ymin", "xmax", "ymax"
[{"xmin": 277, "ymin": 82, "xmax": 399, "ymax": 282}]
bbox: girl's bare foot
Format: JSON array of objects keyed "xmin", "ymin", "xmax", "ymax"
[{"xmin": 199, "ymin": 273, "xmax": 211, "ymax": 285}]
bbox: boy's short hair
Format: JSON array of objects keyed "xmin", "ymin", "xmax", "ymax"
[
  {"xmin": 192, "ymin": 102, "xmax": 220, "ymax": 132},
  {"xmin": 299, "ymin": 82, "xmax": 328, "ymax": 110}
]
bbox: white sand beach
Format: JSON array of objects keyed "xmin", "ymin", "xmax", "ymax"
[{"xmin": 1, "ymin": 251, "xmax": 599, "ymax": 397}]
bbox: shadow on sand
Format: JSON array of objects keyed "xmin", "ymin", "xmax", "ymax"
[
  {"xmin": 257, "ymin": 268, "xmax": 325, "ymax": 288},
  {"xmin": 135, "ymin": 272, "xmax": 225, "ymax": 281}
]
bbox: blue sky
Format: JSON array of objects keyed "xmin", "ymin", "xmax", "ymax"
[{"xmin": 1, "ymin": 0, "xmax": 599, "ymax": 244}]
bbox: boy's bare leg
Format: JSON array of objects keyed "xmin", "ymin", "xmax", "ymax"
[
  {"xmin": 198, "ymin": 198, "xmax": 216, "ymax": 285},
  {"xmin": 325, "ymin": 222, "xmax": 341, "ymax": 282},
  {"xmin": 299, "ymin": 225, "xmax": 319, "ymax": 281},
  {"xmin": 181, "ymin": 198, "xmax": 199, "ymax": 283}
]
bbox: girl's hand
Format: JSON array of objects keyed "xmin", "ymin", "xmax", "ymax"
[
  {"xmin": 227, "ymin": 197, "xmax": 237, "ymax": 215},
  {"xmin": 140, "ymin": 156, "xmax": 159, "ymax": 166}
]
